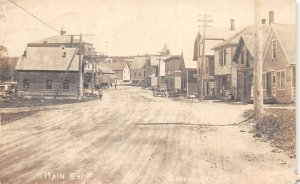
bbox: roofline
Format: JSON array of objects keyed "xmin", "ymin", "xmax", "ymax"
[
  {"xmin": 163, "ymin": 55, "xmax": 181, "ymax": 62},
  {"xmin": 211, "ymin": 26, "xmax": 252, "ymax": 50},
  {"xmin": 15, "ymin": 69, "xmax": 78, "ymax": 72}
]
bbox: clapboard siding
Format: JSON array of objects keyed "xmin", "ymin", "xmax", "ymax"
[{"xmin": 16, "ymin": 71, "xmax": 78, "ymax": 96}]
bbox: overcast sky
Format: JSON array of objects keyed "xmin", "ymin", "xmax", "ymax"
[{"xmin": 0, "ymin": 0, "xmax": 296, "ymax": 60}]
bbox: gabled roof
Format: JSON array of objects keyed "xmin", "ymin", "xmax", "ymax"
[
  {"xmin": 163, "ymin": 55, "xmax": 181, "ymax": 62},
  {"xmin": 233, "ymin": 26, "xmax": 270, "ymax": 61},
  {"xmin": 28, "ymin": 34, "xmax": 92, "ymax": 45},
  {"xmin": 98, "ymin": 66, "xmax": 115, "ymax": 74},
  {"xmin": 15, "ymin": 47, "xmax": 79, "ymax": 71},
  {"xmin": 204, "ymin": 39, "xmax": 225, "ymax": 56},
  {"xmin": 270, "ymin": 24, "xmax": 296, "ymax": 64},
  {"xmin": 212, "ymin": 25, "xmax": 270, "ymax": 50},
  {"xmin": 130, "ymin": 56, "xmax": 146, "ymax": 69},
  {"xmin": 98, "ymin": 61, "xmax": 128, "ymax": 71},
  {"xmin": 104, "ymin": 74, "xmax": 120, "ymax": 79},
  {"xmin": 193, "ymin": 26, "xmax": 243, "ymax": 60}
]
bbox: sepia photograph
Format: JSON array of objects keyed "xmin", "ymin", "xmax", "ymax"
[{"xmin": 0, "ymin": 0, "xmax": 297, "ymax": 183}]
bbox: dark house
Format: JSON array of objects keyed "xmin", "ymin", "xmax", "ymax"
[
  {"xmin": 164, "ymin": 54, "xmax": 185, "ymax": 92},
  {"xmin": 15, "ymin": 47, "xmax": 80, "ymax": 97},
  {"xmin": 15, "ymin": 30, "xmax": 93, "ymax": 97}
]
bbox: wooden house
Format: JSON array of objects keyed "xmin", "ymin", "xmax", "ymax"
[
  {"xmin": 130, "ymin": 56, "xmax": 146, "ymax": 86},
  {"xmin": 262, "ymin": 24, "xmax": 296, "ymax": 103},
  {"xmin": 193, "ymin": 32, "xmax": 225, "ymax": 98},
  {"xmin": 15, "ymin": 47, "xmax": 80, "ymax": 97},
  {"xmin": 15, "ymin": 30, "xmax": 93, "ymax": 97},
  {"xmin": 232, "ymin": 26, "xmax": 269, "ymax": 102},
  {"xmin": 183, "ymin": 59, "xmax": 198, "ymax": 95},
  {"xmin": 144, "ymin": 44, "xmax": 169, "ymax": 88},
  {"xmin": 97, "ymin": 66, "xmax": 119, "ymax": 86},
  {"xmin": 98, "ymin": 62, "xmax": 130, "ymax": 82},
  {"xmin": 164, "ymin": 54, "xmax": 186, "ymax": 92}
]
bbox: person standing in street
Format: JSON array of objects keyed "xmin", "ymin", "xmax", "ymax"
[
  {"xmin": 98, "ymin": 88, "xmax": 103, "ymax": 100},
  {"xmin": 115, "ymin": 82, "xmax": 117, "ymax": 90}
]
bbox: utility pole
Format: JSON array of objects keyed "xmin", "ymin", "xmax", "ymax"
[
  {"xmin": 157, "ymin": 54, "xmax": 162, "ymax": 89},
  {"xmin": 198, "ymin": 14, "xmax": 212, "ymax": 101},
  {"xmin": 67, "ymin": 33, "xmax": 94, "ymax": 101},
  {"xmin": 145, "ymin": 53, "xmax": 149, "ymax": 87},
  {"xmin": 91, "ymin": 48, "xmax": 96, "ymax": 94},
  {"xmin": 254, "ymin": 0, "xmax": 264, "ymax": 118},
  {"xmin": 53, "ymin": 47, "xmax": 79, "ymax": 100},
  {"xmin": 78, "ymin": 33, "xmax": 83, "ymax": 101}
]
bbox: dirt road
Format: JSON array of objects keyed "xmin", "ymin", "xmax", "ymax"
[{"xmin": 0, "ymin": 87, "xmax": 295, "ymax": 184}]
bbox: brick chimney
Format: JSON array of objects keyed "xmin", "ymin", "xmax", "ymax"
[
  {"xmin": 230, "ymin": 19, "xmax": 235, "ymax": 31},
  {"xmin": 262, "ymin": 19, "xmax": 266, "ymax": 24},
  {"xmin": 269, "ymin": 11, "xmax": 274, "ymax": 25}
]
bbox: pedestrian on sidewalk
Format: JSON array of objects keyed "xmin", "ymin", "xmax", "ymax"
[
  {"xmin": 115, "ymin": 83, "xmax": 117, "ymax": 90},
  {"xmin": 98, "ymin": 88, "xmax": 103, "ymax": 100}
]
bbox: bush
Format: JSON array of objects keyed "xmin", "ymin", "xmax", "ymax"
[
  {"xmin": 255, "ymin": 113, "xmax": 281, "ymax": 140},
  {"xmin": 253, "ymin": 109, "xmax": 295, "ymax": 152}
]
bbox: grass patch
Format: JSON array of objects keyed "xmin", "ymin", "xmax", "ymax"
[
  {"xmin": 249, "ymin": 108, "xmax": 295, "ymax": 154},
  {"xmin": 0, "ymin": 96, "xmax": 98, "ymax": 108},
  {"xmin": 1, "ymin": 111, "xmax": 39, "ymax": 125}
]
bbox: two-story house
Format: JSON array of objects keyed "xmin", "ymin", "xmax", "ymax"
[
  {"xmin": 262, "ymin": 24, "xmax": 296, "ymax": 103},
  {"xmin": 232, "ymin": 24, "xmax": 270, "ymax": 101},
  {"xmin": 193, "ymin": 32, "xmax": 226, "ymax": 98},
  {"xmin": 212, "ymin": 26, "xmax": 254, "ymax": 99},
  {"xmin": 144, "ymin": 44, "xmax": 169, "ymax": 88},
  {"xmin": 164, "ymin": 54, "xmax": 185, "ymax": 92},
  {"xmin": 130, "ymin": 56, "xmax": 146, "ymax": 86},
  {"xmin": 15, "ymin": 30, "xmax": 93, "ymax": 97}
]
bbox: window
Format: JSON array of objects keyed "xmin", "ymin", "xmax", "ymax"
[
  {"xmin": 223, "ymin": 50, "xmax": 226, "ymax": 65},
  {"xmin": 63, "ymin": 80, "xmax": 69, "ymax": 90},
  {"xmin": 62, "ymin": 52, "xmax": 66, "ymax": 58},
  {"xmin": 23, "ymin": 79, "xmax": 30, "ymax": 90},
  {"xmin": 134, "ymin": 73, "xmax": 136, "ymax": 78},
  {"xmin": 46, "ymin": 80, "xmax": 52, "ymax": 90},
  {"xmin": 219, "ymin": 51, "xmax": 223, "ymax": 66},
  {"xmin": 246, "ymin": 50, "xmax": 251, "ymax": 67},
  {"xmin": 280, "ymin": 71, "xmax": 285, "ymax": 89},
  {"xmin": 219, "ymin": 50, "xmax": 226, "ymax": 66},
  {"xmin": 276, "ymin": 70, "xmax": 285, "ymax": 89},
  {"xmin": 139, "ymin": 72, "xmax": 141, "ymax": 77},
  {"xmin": 272, "ymin": 40, "xmax": 277, "ymax": 59},
  {"xmin": 276, "ymin": 72, "xmax": 280, "ymax": 88},
  {"xmin": 241, "ymin": 50, "xmax": 244, "ymax": 64}
]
